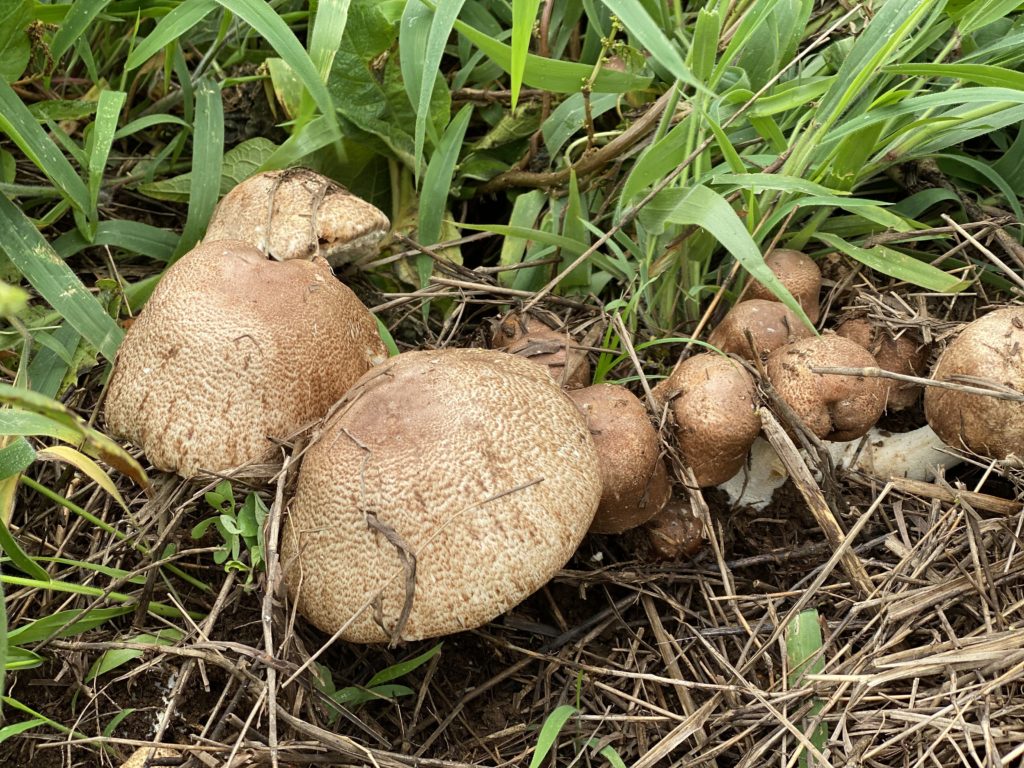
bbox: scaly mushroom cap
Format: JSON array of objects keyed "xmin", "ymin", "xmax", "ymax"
[
  {"xmin": 490, "ymin": 312, "xmax": 590, "ymax": 388},
  {"xmin": 568, "ymin": 384, "xmax": 671, "ymax": 534},
  {"xmin": 204, "ymin": 168, "xmax": 390, "ymax": 264},
  {"xmin": 104, "ymin": 241, "xmax": 386, "ymax": 477},
  {"xmin": 708, "ymin": 299, "xmax": 814, "ymax": 362},
  {"xmin": 652, "ymin": 354, "xmax": 761, "ymax": 486},
  {"xmin": 280, "ymin": 348, "xmax": 601, "ymax": 643},
  {"xmin": 766, "ymin": 334, "xmax": 886, "ymax": 441},
  {"xmin": 924, "ymin": 306, "xmax": 1024, "ymax": 460},
  {"xmin": 745, "ymin": 249, "xmax": 822, "ymax": 324},
  {"xmin": 835, "ymin": 317, "xmax": 930, "ymax": 411}
]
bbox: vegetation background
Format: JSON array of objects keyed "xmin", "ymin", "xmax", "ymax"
[{"xmin": 1, "ymin": 0, "xmax": 1024, "ymax": 766}]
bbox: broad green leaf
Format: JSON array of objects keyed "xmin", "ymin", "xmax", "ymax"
[
  {"xmin": 175, "ymin": 77, "xmax": 223, "ymax": 258},
  {"xmin": 0, "ymin": 195, "xmax": 123, "ymax": 362},
  {"xmin": 137, "ymin": 137, "xmax": 277, "ymax": 203},
  {"xmin": 529, "ymin": 704, "xmax": 578, "ymax": 768},
  {"xmin": 735, "ymin": 0, "xmax": 812, "ymax": 89},
  {"xmin": 815, "ymin": 233, "xmax": 968, "ymax": 293},
  {"xmin": 0, "ymin": 438, "xmax": 34, "ymax": 480},
  {"xmin": 511, "ymin": 0, "xmax": 543, "ymax": 109},
  {"xmin": 453, "ymin": 17, "xmax": 650, "ymax": 93},
  {"xmin": 309, "ymin": 0, "xmax": 352, "ymax": 80},
  {"xmin": 687, "ymin": 8, "xmax": 720, "ymax": 83},
  {"xmin": 36, "ymin": 445, "xmax": 129, "ymax": 511},
  {"xmin": 50, "ymin": 0, "xmax": 113, "ymax": 61},
  {"xmin": 0, "ymin": 0, "xmax": 31, "ymax": 83},
  {"xmin": 0, "ymin": 410, "xmax": 82, "ymax": 443}
]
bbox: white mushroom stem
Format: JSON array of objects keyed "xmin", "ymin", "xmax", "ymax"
[{"xmin": 720, "ymin": 426, "xmax": 964, "ymax": 510}]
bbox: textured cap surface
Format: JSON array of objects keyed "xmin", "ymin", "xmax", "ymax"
[
  {"xmin": 280, "ymin": 348, "xmax": 601, "ymax": 643},
  {"xmin": 745, "ymin": 249, "xmax": 822, "ymax": 324},
  {"xmin": 104, "ymin": 240, "xmax": 387, "ymax": 477},
  {"xmin": 652, "ymin": 354, "xmax": 760, "ymax": 486},
  {"xmin": 708, "ymin": 299, "xmax": 813, "ymax": 361},
  {"xmin": 569, "ymin": 384, "xmax": 670, "ymax": 534},
  {"xmin": 766, "ymin": 334, "xmax": 886, "ymax": 441},
  {"xmin": 924, "ymin": 306, "xmax": 1024, "ymax": 459},
  {"xmin": 835, "ymin": 317, "xmax": 930, "ymax": 411},
  {"xmin": 205, "ymin": 168, "xmax": 390, "ymax": 264}
]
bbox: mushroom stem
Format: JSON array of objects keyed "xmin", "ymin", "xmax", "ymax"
[{"xmin": 720, "ymin": 426, "xmax": 964, "ymax": 510}]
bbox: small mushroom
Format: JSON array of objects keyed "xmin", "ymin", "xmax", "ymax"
[
  {"xmin": 568, "ymin": 384, "xmax": 671, "ymax": 534},
  {"xmin": 643, "ymin": 499, "xmax": 704, "ymax": 560},
  {"xmin": 708, "ymin": 299, "xmax": 814, "ymax": 362},
  {"xmin": 490, "ymin": 311, "xmax": 590, "ymax": 388},
  {"xmin": 835, "ymin": 316, "xmax": 930, "ymax": 411},
  {"xmin": 765, "ymin": 334, "xmax": 886, "ymax": 441},
  {"xmin": 204, "ymin": 168, "xmax": 390, "ymax": 264},
  {"xmin": 280, "ymin": 348, "xmax": 601, "ymax": 643},
  {"xmin": 924, "ymin": 306, "xmax": 1024, "ymax": 460},
  {"xmin": 744, "ymin": 249, "xmax": 822, "ymax": 324},
  {"xmin": 105, "ymin": 241, "xmax": 386, "ymax": 477},
  {"xmin": 652, "ymin": 353, "xmax": 761, "ymax": 487}
]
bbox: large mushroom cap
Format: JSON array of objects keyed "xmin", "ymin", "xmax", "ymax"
[
  {"xmin": 568, "ymin": 384, "xmax": 670, "ymax": 534},
  {"xmin": 104, "ymin": 240, "xmax": 386, "ymax": 477},
  {"xmin": 766, "ymin": 334, "xmax": 886, "ymax": 441},
  {"xmin": 280, "ymin": 348, "xmax": 601, "ymax": 643},
  {"xmin": 924, "ymin": 306, "xmax": 1024, "ymax": 460},
  {"xmin": 708, "ymin": 299, "xmax": 814, "ymax": 362},
  {"xmin": 490, "ymin": 311, "xmax": 590, "ymax": 388},
  {"xmin": 652, "ymin": 353, "xmax": 760, "ymax": 487},
  {"xmin": 745, "ymin": 249, "xmax": 822, "ymax": 324},
  {"xmin": 835, "ymin": 316, "xmax": 930, "ymax": 411},
  {"xmin": 204, "ymin": 168, "xmax": 390, "ymax": 264}
]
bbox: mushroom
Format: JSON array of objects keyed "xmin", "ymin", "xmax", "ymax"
[
  {"xmin": 644, "ymin": 499, "xmax": 704, "ymax": 560},
  {"xmin": 835, "ymin": 316, "xmax": 930, "ymax": 411},
  {"xmin": 744, "ymin": 249, "xmax": 822, "ymax": 324},
  {"xmin": 924, "ymin": 306, "xmax": 1024, "ymax": 460},
  {"xmin": 765, "ymin": 334, "xmax": 887, "ymax": 441},
  {"xmin": 104, "ymin": 240, "xmax": 386, "ymax": 477},
  {"xmin": 568, "ymin": 384, "xmax": 671, "ymax": 534},
  {"xmin": 280, "ymin": 348, "xmax": 601, "ymax": 643},
  {"xmin": 490, "ymin": 311, "xmax": 590, "ymax": 388},
  {"xmin": 708, "ymin": 299, "xmax": 814, "ymax": 362},
  {"xmin": 652, "ymin": 353, "xmax": 761, "ymax": 487},
  {"xmin": 120, "ymin": 748, "xmax": 178, "ymax": 768},
  {"xmin": 204, "ymin": 168, "xmax": 390, "ymax": 265}
]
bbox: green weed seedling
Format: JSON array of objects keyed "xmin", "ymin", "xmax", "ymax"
[{"xmin": 191, "ymin": 480, "xmax": 268, "ymax": 584}]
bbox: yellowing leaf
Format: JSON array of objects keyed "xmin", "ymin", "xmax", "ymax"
[{"xmin": 36, "ymin": 445, "xmax": 129, "ymax": 511}]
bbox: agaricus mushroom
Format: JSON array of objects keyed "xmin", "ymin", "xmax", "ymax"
[
  {"xmin": 835, "ymin": 316, "xmax": 930, "ymax": 411},
  {"xmin": 490, "ymin": 311, "xmax": 590, "ymax": 388},
  {"xmin": 105, "ymin": 240, "xmax": 386, "ymax": 477},
  {"xmin": 204, "ymin": 168, "xmax": 390, "ymax": 264},
  {"xmin": 765, "ymin": 334, "xmax": 886, "ymax": 441},
  {"xmin": 925, "ymin": 306, "xmax": 1024, "ymax": 460},
  {"xmin": 708, "ymin": 299, "xmax": 814, "ymax": 362},
  {"xmin": 280, "ymin": 348, "xmax": 601, "ymax": 643},
  {"xmin": 568, "ymin": 384, "xmax": 671, "ymax": 534},
  {"xmin": 744, "ymin": 249, "xmax": 822, "ymax": 324},
  {"xmin": 644, "ymin": 499, "xmax": 704, "ymax": 560},
  {"xmin": 652, "ymin": 353, "xmax": 761, "ymax": 487}
]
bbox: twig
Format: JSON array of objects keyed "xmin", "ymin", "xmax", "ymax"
[{"xmin": 809, "ymin": 366, "xmax": 1024, "ymax": 402}]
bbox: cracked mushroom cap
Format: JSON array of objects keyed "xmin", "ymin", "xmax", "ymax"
[
  {"xmin": 204, "ymin": 168, "xmax": 390, "ymax": 264},
  {"xmin": 568, "ymin": 384, "xmax": 671, "ymax": 534},
  {"xmin": 744, "ymin": 249, "xmax": 822, "ymax": 324},
  {"xmin": 766, "ymin": 334, "xmax": 886, "ymax": 441},
  {"xmin": 652, "ymin": 353, "xmax": 761, "ymax": 487},
  {"xmin": 280, "ymin": 348, "xmax": 601, "ymax": 643},
  {"xmin": 104, "ymin": 240, "xmax": 386, "ymax": 477},
  {"xmin": 924, "ymin": 306, "xmax": 1024, "ymax": 460},
  {"xmin": 708, "ymin": 299, "xmax": 814, "ymax": 362},
  {"xmin": 490, "ymin": 311, "xmax": 590, "ymax": 388},
  {"xmin": 835, "ymin": 316, "xmax": 930, "ymax": 411}
]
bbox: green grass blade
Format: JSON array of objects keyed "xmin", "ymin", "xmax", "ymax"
[
  {"xmin": 308, "ymin": 0, "xmax": 352, "ymax": 81},
  {"xmin": 453, "ymin": 17, "xmax": 650, "ymax": 93},
  {"xmin": 0, "ymin": 519, "xmax": 50, "ymax": 583},
  {"xmin": 125, "ymin": 0, "xmax": 216, "ymax": 70},
  {"xmin": 400, "ymin": 0, "xmax": 433, "ymax": 170},
  {"xmin": 87, "ymin": 89, "xmax": 127, "ymax": 217},
  {"xmin": 599, "ymin": 0, "xmax": 699, "ymax": 89},
  {"xmin": 954, "ymin": 0, "xmax": 1022, "ymax": 34},
  {"xmin": 528, "ymin": 704, "xmax": 577, "ymax": 768},
  {"xmin": 886, "ymin": 62, "xmax": 1024, "ymax": 89},
  {"xmin": 419, "ymin": 104, "xmax": 473, "ymax": 247},
  {"xmin": 0, "ymin": 196, "xmax": 123, "ymax": 362},
  {"xmin": 50, "ymin": 0, "xmax": 113, "ymax": 61},
  {"xmin": 366, "ymin": 642, "xmax": 442, "ymax": 686},
  {"xmin": 0, "ymin": 578, "xmax": 6, "ymax": 696},
  {"xmin": 815, "ymin": 233, "xmax": 967, "ymax": 293},
  {"xmin": 460, "ymin": 223, "xmax": 588, "ymax": 252},
  {"xmin": 260, "ymin": 114, "xmax": 338, "ymax": 170},
  {"xmin": 175, "ymin": 76, "xmax": 224, "ymax": 258},
  {"xmin": 0, "ymin": 81, "xmax": 89, "ymax": 213},
  {"xmin": 0, "ymin": 438, "xmax": 34, "ymax": 480},
  {"xmin": 52, "ymin": 221, "xmax": 178, "ymax": 262},
  {"xmin": 511, "ymin": 0, "xmax": 542, "ymax": 109},
  {"xmin": 416, "ymin": 0, "xmax": 464, "ymax": 176},
  {"xmin": 785, "ymin": 609, "xmax": 828, "ymax": 767}
]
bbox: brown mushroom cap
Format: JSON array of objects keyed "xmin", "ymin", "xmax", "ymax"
[
  {"xmin": 280, "ymin": 348, "xmax": 601, "ymax": 643},
  {"xmin": 708, "ymin": 299, "xmax": 814, "ymax": 362},
  {"xmin": 490, "ymin": 312, "xmax": 590, "ymax": 389},
  {"xmin": 568, "ymin": 384, "xmax": 670, "ymax": 534},
  {"xmin": 120, "ymin": 748, "xmax": 178, "ymax": 768},
  {"xmin": 104, "ymin": 240, "xmax": 386, "ymax": 477},
  {"xmin": 835, "ymin": 317, "xmax": 930, "ymax": 411},
  {"xmin": 652, "ymin": 353, "xmax": 761, "ymax": 486},
  {"xmin": 204, "ymin": 168, "xmax": 390, "ymax": 264},
  {"xmin": 924, "ymin": 306, "xmax": 1024, "ymax": 460},
  {"xmin": 765, "ymin": 334, "xmax": 886, "ymax": 441},
  {"xmin": 744, "ymin": 249, "xmax": 822, "ymax": 324},
  {"xmin": 644, "ymin": 499, "xmax": 704, "ymax": 560}
]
